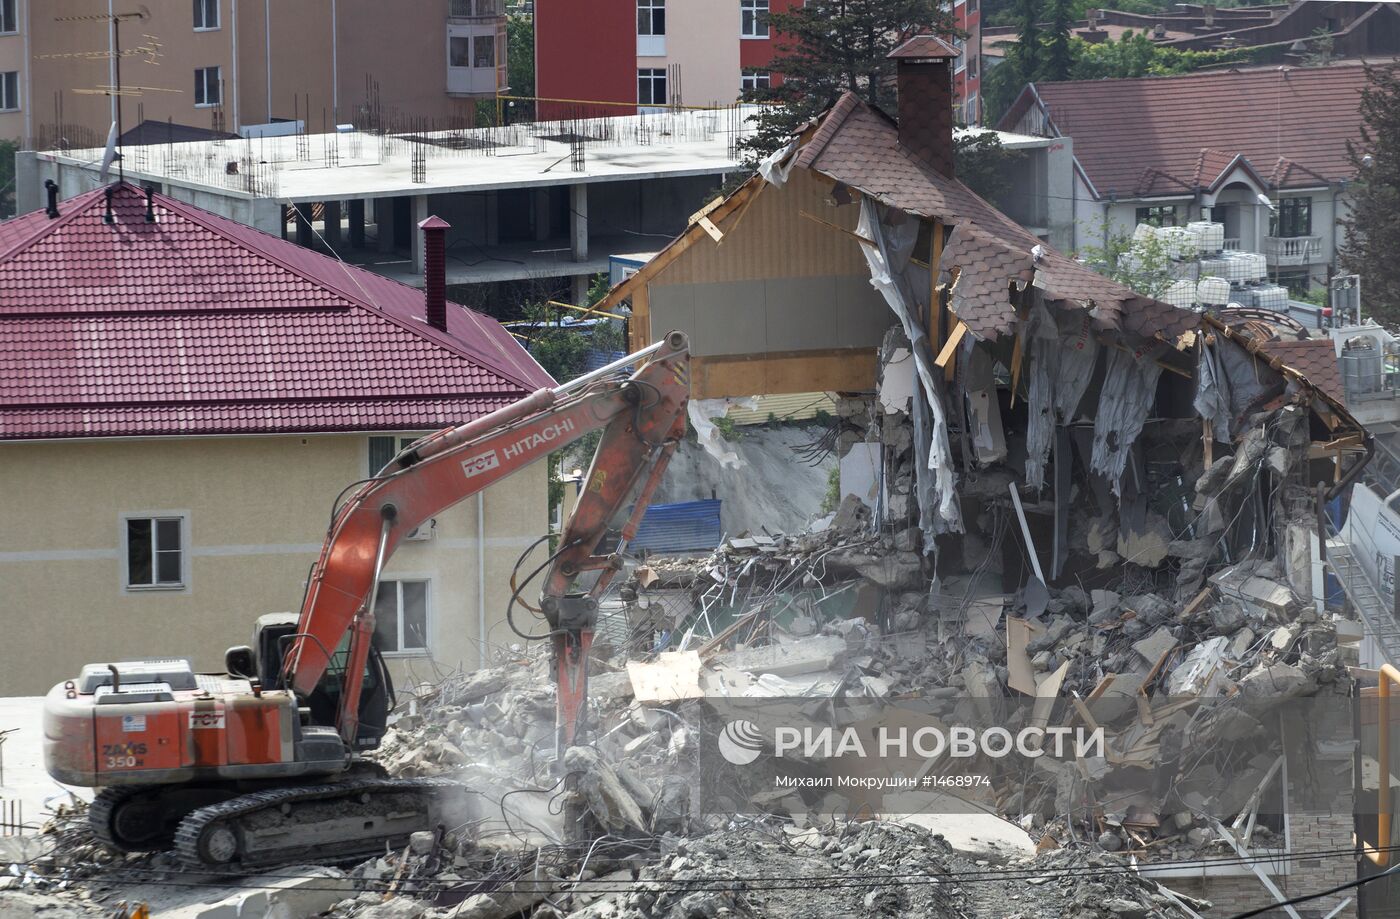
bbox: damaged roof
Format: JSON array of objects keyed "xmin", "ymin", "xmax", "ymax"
[
  {"xmin": 0, "ymin": 183, "xmax": 553, "ymax": 440},
  {"xmin": 791, "ymin": 92, "xmax": 1194, "ymax": 343}
]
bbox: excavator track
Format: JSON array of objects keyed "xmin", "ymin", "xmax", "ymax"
[
  {"xmin": 91, "ymin": 785, "xmax": 169, "ymax": 852},
  {"xmin": 172, "ymin": 776, "xmax": 465, "ymax": 870}
]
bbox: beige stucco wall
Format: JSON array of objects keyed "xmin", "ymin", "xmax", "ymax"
[
  {"xmin": 0, "ymin": 0, "xmax": 497, "ymax": 147},
  {"xmin": 0, "ymin": 0, "xmax": 25, "ymax": 143},
  {"xmin": 0, "ymin": 433, "xmax": 547, "ymax": 696},
  {"xmin": 639, "ymin": 0, "xmax": 743, "ymax": 106}
]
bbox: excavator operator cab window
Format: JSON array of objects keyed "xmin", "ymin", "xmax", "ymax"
[{"xmin": 308, "ymin": 635, "xmax": 394, "ymax": 750}]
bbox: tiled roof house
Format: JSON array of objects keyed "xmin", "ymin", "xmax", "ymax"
[
  {"xmin": 998, "ymin": 62, "xmax": 1384, "ymax": 292},
  {"xmin": 0, "ymin": 182, "xmax": 552, "ymax": 695}
]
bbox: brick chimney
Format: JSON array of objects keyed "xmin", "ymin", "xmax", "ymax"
[
  {"xmin": 889, "ymin": 35, "xmax": 961, "ymax": 180},
  {"xmin": 418, "ymin": 215, "xmax": 451, "ymax": 332}
]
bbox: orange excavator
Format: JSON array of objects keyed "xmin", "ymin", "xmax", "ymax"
[{"xmin": 42, "ymin": 333, "xmax": 690, "ymax": 868}]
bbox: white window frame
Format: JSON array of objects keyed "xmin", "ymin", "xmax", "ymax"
[
  {"xmin": 0, "ymin": 71, "xmax": 17, "ymax": 112},
  {"xmin": 741, "ymin": 0, "xmax": 769, "ymax": 39},
  {"xmin": 368, "ymin": 434, "xmax": 422, "ymax": 476},
  {"xmin": 740, "ymin": 69, "xmax": 771, "ymax": 94},
  {"xmin": 373, "ymin": 577, "xmax": 432, "ymax": 655},
  {"xmin": 638, "ymin": 67, "xmax": 667, "ymax": 108},
  {"xmin": 193, "ymin": 0, "xmax": 219, "ymax": 31},
  {"xmin": 0, "ymin": 0, "xmax": 17, "ymax": 35},
  {"xmin": 121, "ymin": 512, "xmax": 190, "ymax": 593},
  {"xmin": 194, "ymin": 66, "xmax": 221, "ymax": 107},
  {"xmin": 637, "ymin": 0, "xmax": 665, "ymax": 36}
]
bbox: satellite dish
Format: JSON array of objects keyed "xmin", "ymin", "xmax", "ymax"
[{"xmin": 98, "ymin": 121, "xmax": 120, "ymax": 183}]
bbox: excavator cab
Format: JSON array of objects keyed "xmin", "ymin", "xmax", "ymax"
[{"xmin": 230, "ymin": 613, "xmax": 393, "ymax": 751}]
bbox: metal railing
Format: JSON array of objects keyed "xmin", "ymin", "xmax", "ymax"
[
  {"xmin": 1222, "ymin": 237, "xmax": 1242, "ymax": 251},
  {"xmin": 1262, "ymin": 235, "xmax": 1323, "ymax": 266},
  {"xmin": 449, "ymin": 0, "xmax": 503, "ymax": 18},
  {"xmin": 1329, "ymin": 542, "xmax": 1400, "ymax": 667}
]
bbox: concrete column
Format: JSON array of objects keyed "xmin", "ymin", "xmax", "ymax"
[
  {"xmin": 485, "ymin": 191, "xmax": 500, "ymax": 247},
  {"xmin": 348, "ymin": 199, "xmax": 365, "ymax": 248},
  {"xmin": 534, "ymin": 188, "xmax": 551, "ymax": 241},
  {"xmin": 411, "ymin": 194, "xmax": 429, "ymax": 276},
  {"xmin": 294, "ymin": 203, "xmax": 314, "ymax": 248},
  {"xmin": 1044, "ymin": 136, "xmax": 1075, "ymax": 255},
  {"xmin": 570, "ymin": 183, "xmax": 588, "ymax": 262},
  {"xmin": 571, "ymin": 273, "xmax": 589, "ymax": 306},
  {"xmin": 323, "ymin": 200, "xmax": 342, "ymax": 248},
  {"xmin": 377, "ymin": 197, "xmax": 395, "ymax": 253}
]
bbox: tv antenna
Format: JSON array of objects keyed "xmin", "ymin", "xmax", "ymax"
[{"xmin": 38, "ymin": 10, "xmax": 163, "ymax": 183}]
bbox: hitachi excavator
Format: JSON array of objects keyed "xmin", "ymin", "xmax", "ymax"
[{"xmin": 42, "ymin": 333, "xmax": 690, "ymax": 869}]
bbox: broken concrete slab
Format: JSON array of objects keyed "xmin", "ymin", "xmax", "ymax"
[
  {"xmin": 626, "ymin": 651, "xmax": 703, "ymax": 702},
  {"xmin": 1132, "ymin": 626, "xmax": 1177, "ymax": 665},
  {"xmin": 565, "ymin": 745, "xmax": 648, "ymax": 834},
  {"xmin": 715, "ymin": 634, "xmax": 846, "ymax": 678},
  {"xmin": 880, "ymin": 809, "xmax": 1035, "ymax": 862}
]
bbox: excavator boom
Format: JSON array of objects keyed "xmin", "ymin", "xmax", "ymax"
[{"xmin": 284, "ymin": 332, "xmax": 691, "ymax": 744}]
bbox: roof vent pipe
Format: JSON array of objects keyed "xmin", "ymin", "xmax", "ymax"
[
  {"xmin": 144, "ymin": 185, "xmax": 157, "ymax": 223},
  {"xmin": 418, "ymin": 215, "xmax": 452, "ymax": 332},
  {"xmin": 103, "ymin": 188, "xmax": 115, "ymax": 224},
  {"xmin": 44, "ymin": 180, "xmax": 60, "ymax": 219}
]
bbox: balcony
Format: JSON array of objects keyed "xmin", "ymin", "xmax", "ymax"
[
  {"xmin": 449, "ymin": 0, "xmax": 503, "ymax": 19},
  {"xmin": 1262, "ymin": 235, "xmax": 1322, "ymax": 267}
]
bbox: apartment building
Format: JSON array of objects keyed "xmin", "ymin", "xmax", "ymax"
[
  {"xmin": 534, "ymin": 0, "xmax": 801, "ymax": 117},
  {"xmin": 0, "ymin": 0, "xmax": 506, "ymax": 147},
  {"xmin": 951, "ymin": 0, "xmax": 981, "ymax": 123}
]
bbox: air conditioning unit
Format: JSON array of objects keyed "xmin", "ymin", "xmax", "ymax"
[{"xmin": 404, "ymin": 518, "xmax": 436, "ymax": 541}]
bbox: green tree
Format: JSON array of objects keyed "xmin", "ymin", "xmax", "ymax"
[
  {"xmin": 1044, "ymin": 0, "xmax": 1075, "ymax": 81},
  {"xmin": 954, "ymin": 132, "xmax": 1025, "ymax": 207},
  {"xmin": 0, "ymin": 139, "xmax": 16, "ymax": 219},
  {"xmin": 1339, "ymin": 64, "xmax": 1400, "ymax": 325},
  {"xmin": 740, "ymin": 0, "xmax": 956, "ymax": 161},
  {"xmin": 506, "ymin": 14, "xmax": 535, "ymax": 120},
  {"xmin": 1079, "ymin": 229, "xmax": 1176, "ymax": 297}
]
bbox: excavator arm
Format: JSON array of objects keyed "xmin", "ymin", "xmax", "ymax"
[{"xmin": 282, "ymin": 332, "xmax": 690, "ymax": 746}]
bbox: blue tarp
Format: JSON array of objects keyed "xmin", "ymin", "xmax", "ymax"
[
  {"xmin": 629, "ymin": 499, "xmax": 722, "ymax": 554},
  {"xmin": 583, "ymin": 349, "xmax": 629, "ymax": 373}
]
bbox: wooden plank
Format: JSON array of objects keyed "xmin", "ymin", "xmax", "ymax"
[
  {"xmin": 935, "ymin": 321, "xmax": 967, "ymax": 370},
  {"xmin": 697, "ymin": 215, "xmax": 724, "ymax": 243},
  {"xmin": 721, "ymin": 178, "xmax": 768, "ymax": 244},
  {"xmin": 929, "ymin": 220, "xmax": 944, "ymax": 354},
  {"xmin": 1009, "ymin": 330, "xmax": 1025, "ymax": 408},
  {"xmin": 630, "ymin": 284, "xmax": 651, "ymax": 352},
  {"xmin": 798, "ymin": 209, "xmax": 876, "ymax": 247},
  {"xmin": 691, "ymin": 349, "xmax": 879, "ymax": 399},
  {"xmin": 1179, "ymin": 586, "xmax": 1214, "ymax": 619},
  {"xmin": 593, "ymin": 176, "xmax": 763, "ymax": 314},
  {"xmin": 1006, "ymin": 617, "xmax": 1041, "ymax": 695}
]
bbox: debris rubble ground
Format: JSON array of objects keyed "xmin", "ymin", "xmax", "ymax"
[
  {"xmin": 2, "ymin": 325, "xmax": 1366, "ymax": 919},
  {"xmin": 1, "ymin": 348, "xmax": 1362, "ymax": 918}
]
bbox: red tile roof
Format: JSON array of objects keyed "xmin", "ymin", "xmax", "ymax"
[
  {"xmin": 0, "ymin": 183, "xmax": 553, "ymax": 440},
  {"xmin": 1004, "ymin": 63, "xmax": 1378, "ymax": 198},
  {"xmin": 795, "ymin": 93, "xmax": 1194, "ymax": 342}
]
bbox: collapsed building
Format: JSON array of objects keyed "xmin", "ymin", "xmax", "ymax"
[{"xmin": 0, "ymin": 33, "xmax": 1381, "ymax": 919}]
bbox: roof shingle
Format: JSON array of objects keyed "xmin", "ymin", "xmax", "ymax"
[
  {"xmin": 797, "ymin": 94, "xmax": 1193, "ymax": 342},
  {"xmin": 1011, "ymin": 63, "xmax": 1378, "ymax": 198}
]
